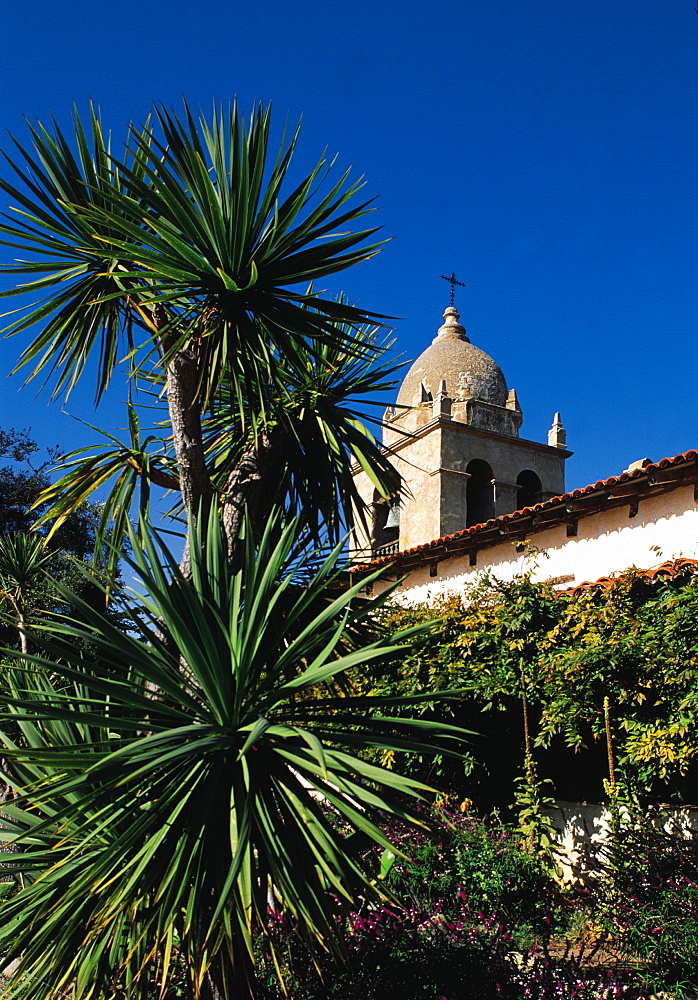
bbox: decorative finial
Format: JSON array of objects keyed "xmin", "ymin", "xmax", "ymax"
[
  {"xmin": 548, "ymin": 413, "xmax": 567, "ymax": 449},
  {"xmin": 440, "ymin": 271, "xmax": 466, "ymax": 307},
  {"xmin": 435, "ymin": 304, "xmax": 469, "ymax": 342}
]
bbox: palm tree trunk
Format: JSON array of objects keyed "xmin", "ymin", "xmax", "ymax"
[
  {"xmin": 166, "ymin": 350, "xmax": 214, "ymax": 578},
  {"xmin": 7, "ymin": 596, "xmax": 28, "ymax": 656},
  {"xmin": 221, "ymin": 428, "xmax": 286, "ymax": 554},
  {"xmin": 17, "ymin": 612, "xmax": 28, "ymax": 657},
  {"xmin": 154, "ymin": 308, "xmax": 214, "ymax": 574},
  {"xmin": 165, "ymin": 350, "xmax": 214, "ymax": 518},
  {"xmin": 198, "ymin": 950, "xmax": 256, "ymax": 1000},
  {"xmin": 154, "ymin": 307, "xmax": 287, "ymax": 567},
  {"xmin": 199, "ymin": 972, "xmax": 225, "ymax": 1000}
]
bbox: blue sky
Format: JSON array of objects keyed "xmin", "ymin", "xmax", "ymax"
[{"xmin": 0, "ymin": 0, "xmax": 696, "ymax": 492}]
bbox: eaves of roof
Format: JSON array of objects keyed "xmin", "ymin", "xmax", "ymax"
[{"xmin": 349, "ymin": 449, "xmax": 698, "ymax": 578}]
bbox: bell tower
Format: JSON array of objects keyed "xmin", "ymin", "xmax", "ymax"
[{"xmin": 352, "ymin": 302, "xmax": 571, "ymax": 558}]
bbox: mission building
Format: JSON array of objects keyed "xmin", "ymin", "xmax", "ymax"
[{"xmin": 351, "ymin": 301, "xmax": 698, "ymax": 601}]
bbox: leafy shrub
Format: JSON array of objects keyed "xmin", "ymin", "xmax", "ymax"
[
  {"xmin": 256, "ymin": 894, "xmax": 516, "ymax": 999},
  {"xmin": 255, "ymin": 810, "xmax": 577, "ymax": 999},
  {"xmin": 384, "ymin": 810, "xmax": 560, "ymax": 935},
  {"xmin": 598, "ymin": 805, "xmax": 698, "ymax": 994},
  {"xmin": 374, "ymin": 567, "xmax": 698, "ymax": 805}
]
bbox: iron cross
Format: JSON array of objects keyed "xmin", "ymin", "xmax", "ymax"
[{"xmin": 440, "ymin": 272, "xmax": 466, "ymax": 307}]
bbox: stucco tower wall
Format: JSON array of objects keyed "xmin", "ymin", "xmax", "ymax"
[
  {"xmin": 382, "ymin": 415, "xmax": 568, "ymax": 546},
  {"xmin": 351, "ymin": 301, "xmax": 569, "ymax": 557},
  {"xmin": 440, "ymin": 420, "xmax": 567, "ymax": 525}
]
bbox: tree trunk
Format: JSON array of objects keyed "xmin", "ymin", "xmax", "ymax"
[
  {"xmin": 154, "ymin": 307, "xmax": 287, "ymax": 569},
  {"xmin": 165, "ymin": 349, "xmax": 214, "ymax": 519},
  {"xmin": 7, "ymin": 596, "xmax": 28, "ymax": 656},
  {"xmin": 151, "ymin": 306, "xmax": 214, "ymax": 574},
  {"xmin": 199, "ymin": 971, "xmax": 225, "ymax": 1000},
  {"xmin": 197, "ymin": 950, "xmax": 256, "ymax": 1000},
  {"xmin": 221, "ymin": 428, "xmax": 286, "ymax": 557},
  {"xmin": 17, "ymin": 610, "xmax": 28, "ymax": 657}
]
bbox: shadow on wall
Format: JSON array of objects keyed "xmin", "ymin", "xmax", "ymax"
[{"xmin": 548, "ymin": 800, "xmax": 698, "ymax": 884}]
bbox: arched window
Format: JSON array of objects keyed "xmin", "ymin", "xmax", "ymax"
[
  {"xmin": 466, "ymin": 459, "xmax": 495, "ymax": 527},
  {"xmin": 517, "ymin": 470, "xmax": 543, "ymax": 511},
  {"xmin": 371, "ymin": 490, "xmax": 399, "ymax": 553}
]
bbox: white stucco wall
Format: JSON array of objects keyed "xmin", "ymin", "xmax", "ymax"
[
  {"xmin": 376, "ymin": 484, "xmax": 698, "ymax": 605},
  {"xmin": 549, "ymin": 800, "xmax": 698, "ymax": 884}
]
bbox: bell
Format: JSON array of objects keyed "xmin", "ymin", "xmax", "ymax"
[{"xmin": 385, "ymin": 504, "xmax": 401, "ymax": 529}]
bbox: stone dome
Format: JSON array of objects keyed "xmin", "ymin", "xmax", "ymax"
[{"xmin": 396, "ymin": 306, "xmax": 508, "ymax": 408}]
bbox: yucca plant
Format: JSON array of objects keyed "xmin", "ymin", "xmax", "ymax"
[
  {"xmin": 0, "ymin": 511, "xmax": 469, "ymax": 1000},
  {"xmin": 32, "ymin": 315, "xmax": 401, "ymax": 577},
  {"xmin": 0, "ymin": 101, "xmax": 398, "ymax": 569},
  {"xmin": 0, "ymin": 532, "xmax": 52, "ymax": 654}
]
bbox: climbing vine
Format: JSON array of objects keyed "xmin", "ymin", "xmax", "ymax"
[{"xmin": 365, "ymin": 564, "xmax": 698, "ymax": 805}]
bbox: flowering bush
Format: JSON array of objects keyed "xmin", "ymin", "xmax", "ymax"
[
  {"xmin": 253, "ymin": 810, "xmax": 665, "ymax": 999},
  {"xmin": 92, "ymin": 806, "xmax": 698, "ymax": 998},
  {"xmin": 597, "ymin": 805, "xmax": 698, "ymax": 993},
  {"xmin": 382, "ymin": 811, "xmax": 560, "ymax": 938}
]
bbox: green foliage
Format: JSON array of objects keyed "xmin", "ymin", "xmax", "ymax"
[
  {"xmin": 0, "ymin": 511, "xmax": 471, "ymax": 1000},
  {"xmin": 384, "ymin": 810, "xmax": 559, "ymax": 933},
  {"xmin": 514, "ymin": 754, "xmax": 559, "ymax": 872},
  {"xmin": 202, "ymin": 318, "xmax": 402, "ymax": 544},
  {"xmin": 0, "ymin": 429, "xmax": 111, "ymax": 653},
  {"xmin": 252, "ymin": 809, "xmax": 558, "ymax": 999},
  {"xmin": 0, "ymin": 102, "xmax": 470, "ymax": 1000},
  {"xmin": 0, "ymin": 102, "xmax": 382, "ymax": 403},
  {"xmin": 375, "ymin": 565, "xmax": 698, "ymax": 803},
  {"xmin": 0, "ymin": 102, "xmax": 399, "ymax": 559},
  {"xmin": 0, "ymin": 429, "xmax": 100, "ymax": 557},
  {"xmin": 0, "ymin": 429, "xmax": 45, "ymax": 536},
  {"xmin": 596, "ymin": 799, "xmax": 698, "ymax": 995},
  {"xmin": 253, "ymin": 809, "xmax": 665, "ymax": 999},
  {"xmin": 0, "ymin": 532, "xmax": 52, "ymax": 594}
]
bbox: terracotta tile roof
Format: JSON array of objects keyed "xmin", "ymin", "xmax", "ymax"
[
  {"xmin": 350, "ymin": 449, "xmax": 698, "ymax": 576},
  {"xmin": 568, "ymin": 557, "xmax": 698, "ymax": 595}
]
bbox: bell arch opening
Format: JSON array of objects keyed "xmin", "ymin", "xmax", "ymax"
[
  {"xmin": 466, "ymin": 459, "xmax": 495, "ymax": 527},
  {"xmin": 516, "ymin": 470, "xmax": 543, "ymax": 511},
  {"xmin": 371, "ymin": 489, "xmax": 400, "ymax": 554}
]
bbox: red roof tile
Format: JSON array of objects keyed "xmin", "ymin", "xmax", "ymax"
[{"xmin": 568, "ymin": 558, "xmax": 698, "ymax": 595}]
